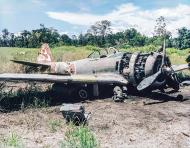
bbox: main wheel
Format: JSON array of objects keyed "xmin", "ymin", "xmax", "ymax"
[{"xmin": 78, "ymin": 88, "xmax": 89, "ymax": 99}]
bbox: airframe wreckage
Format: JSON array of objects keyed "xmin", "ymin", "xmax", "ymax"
[{"xmin": 0, "ymin": 43, "xmax": 189, "ymax": 101}]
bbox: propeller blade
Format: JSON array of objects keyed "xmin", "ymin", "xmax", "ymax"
[
  {"xmin": 181, "ymin": 80, "xmax": 190, "ymax": 86},
  {"xmin": 137, "ymin": 70, "xmax": 162, "ymax": 91},
  {"xmin": 161, "ymin": 39, "xmax": 166, "ymax": 66},
  {"xmin": 137, "ymin": 40, "xmax": 165, "ymax": 91}
]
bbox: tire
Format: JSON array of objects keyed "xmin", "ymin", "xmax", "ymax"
[{"xmin": 78, "ymin": 88, "xmax": 89, "ymax": 99}]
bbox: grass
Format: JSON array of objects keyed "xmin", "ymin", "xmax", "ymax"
[
  {"xmin": 121, "ymin": 44, "xmax": 158, "ymax": 53},
  {"xmin": 0, "ymin": 132, "xmax": 24, "ymax": 148},
  {"xmin": 48, "ymin": 119, "xmax": 63, "ymax": 133},
  {"xmin": 0, "ymin": 45, "xmax": 189, "ymax": 72},
  {"xmin": 0, "ymin": 45, "xmax": 95, "ymax": 73},
  {"xmin": 167, "ymin": 48, "xmax": 189, "ymax": 65},
  {"xmin": 60, "ymin": 123, "xmax": 99, "ymax": 148}
]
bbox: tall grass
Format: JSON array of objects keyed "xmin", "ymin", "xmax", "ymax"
[
  {"xmin": 0, "ymin": 45, "xmax": 189, "ymax": 72},
  {"xmin": 60, "ymin": 123, "xmax": 99, "ymax": 148},
  {"xmin": 0, "ymin": 45, "xmax": 97, "ymax": 72},
  {"xmin": 121, "ymin": 44, "xmax": 158, "ymax": 53}
]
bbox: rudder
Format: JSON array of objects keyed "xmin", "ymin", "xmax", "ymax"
[{"xmin": 37, "ymin": 43, "xmax": 54, "ymax": 64}]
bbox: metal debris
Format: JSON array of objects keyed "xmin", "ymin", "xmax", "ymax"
[{"xmin": 60, "ymin": 104, "xmax": 89, "ymax": 125}]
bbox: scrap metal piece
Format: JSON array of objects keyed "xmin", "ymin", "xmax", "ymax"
[
  {"xmin": 112, "ymin": 86, "xmax": 128, "ymax": 102},
  {"xmin": 60, "ymin": 104, "xmax": 89, "ymax": 125}
]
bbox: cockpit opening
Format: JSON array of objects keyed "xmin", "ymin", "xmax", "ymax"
[{"xmin": 87, "ymin": 47, "xmax": 119, "ymax": 59}]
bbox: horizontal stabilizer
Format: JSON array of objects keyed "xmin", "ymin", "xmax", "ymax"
[{"xmin": 11, "ymin": 60, "xmax": 50, "ymax": 68}]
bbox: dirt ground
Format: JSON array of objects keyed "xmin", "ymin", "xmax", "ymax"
[{"xmin": 0, "ymin": 86, "xmax": 190, "ymax": 148}]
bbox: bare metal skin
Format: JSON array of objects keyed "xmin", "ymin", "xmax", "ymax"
[{"xmin": 1, "ymin": 43, "xmax": 189, "ymax": 101}]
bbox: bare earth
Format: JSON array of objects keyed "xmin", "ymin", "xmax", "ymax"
[{"xmin": 0, "ymin": 86, "xmax": 190, "ymax": 148}]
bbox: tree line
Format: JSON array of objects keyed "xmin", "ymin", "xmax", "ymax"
[{"xmin": 0, "ymin": 18, "xmax": 190, "ymax": 49}]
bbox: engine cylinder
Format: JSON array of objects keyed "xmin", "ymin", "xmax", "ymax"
[{"xmin": 120, "ymin": 52, "xmax": 164, "ymax": 86}]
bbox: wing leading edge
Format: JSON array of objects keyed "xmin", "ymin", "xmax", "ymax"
[{"xmin": 0, "ymin": 73, "xmax": 128, "ymax": 85}]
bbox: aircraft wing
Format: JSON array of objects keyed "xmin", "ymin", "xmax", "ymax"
[
  {"xmin": 0, "ymin": 73, "xmax": 128, "ymax": 85},
  {"xmin": 11, "ymin": 60, "xmax": 50, "ymax": 68}
]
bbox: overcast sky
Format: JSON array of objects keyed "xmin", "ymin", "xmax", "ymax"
[{"xmin": 0, "ymin": 0, "xmax": 190, "ymax": 36}]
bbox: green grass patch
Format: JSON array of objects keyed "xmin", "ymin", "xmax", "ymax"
[
  {"xmin": 0, "ymin": 46, "xmax": 95, "ymax": 72},
  {"xmin": 60, "ymin": 123, "xmax": 99, "ymax": 148},
  {"xmin": 121, "ymin": 44, "xmax": 158, "ymax": 53},
  {"xmin": 0, "ymin": 45, "xmax": 189, "ymax": 74},
  {"xmin": 1, "ymin": 132, "xmax": 24, "ymax": 148}
]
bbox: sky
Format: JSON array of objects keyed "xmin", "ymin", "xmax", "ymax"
[{"xmin": 0, "ymin": 0, "xmax": 190, "ymax": 36}]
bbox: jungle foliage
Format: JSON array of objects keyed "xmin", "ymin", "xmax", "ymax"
[{"xmin": 0, "ymin": 18, "xmax": 190, "ymax": 49}]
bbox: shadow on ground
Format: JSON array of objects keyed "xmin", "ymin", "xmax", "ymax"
[
  {"xmin": 0, "ymin": 83, "xmax": 113, "ymax": 112},
  {"xmin": 0, "ymin": 82, "xmax": 189, "ymax": 112}
]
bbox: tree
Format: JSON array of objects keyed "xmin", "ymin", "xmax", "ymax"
[
  {"xmin": 98, "ymin": 20, "xmax": 112, "ymax": 37},
  {"xmin": 153, "ymin": 16, "xmax": 172, "ymax": 46},
  {"xmin": 61, "ymin": 34, "xmax": 72, "ymax": 45},
  {"xmin": 84, "ymin": 33, "xmax": 96, "ymax": 45},
  {"xmin": 9, "ymin": 33, "xmax": 15, "ymax": 47},
  {"xmin": 49, "ymin": 28, "xmax": 60, "ymax": 45},
  {"xmin": 88, "ymin": 20, "xmax": 112, "ymax": 47},
  {"xmin": 154, "ymin": 16, "xmax": 167, "ymax": 37},
  {"xmin": 2, "ymin": 29, "xmax": 9, "ymax": 46},
  {"xmin": 0, "ymin": 38, "xmax": 2, "ymax": 47},
  {"xmin": 78, "ymin": 33, "xmax": 86, "ymax": 46},
  {"xmin": 174, "ymin": 27, "xmax": 190, "ymax": 49},
  {"xmin": 71, "ymin": 35, "xmax": 77, "ymax": 46},
  {"xmin": 88, "ymin": 20, "xmax": 112, "ymax": 36},
  {"xmin": 1, "ymin": 21, "xmax": 190, "ymax": 49},
  {"xmin": 123, "ymin": 28, "xmax": 146, "ymax": 46},
  {"xmin": 21, "ymin": 30, "xmax": 31, "ymax": 47},
  {"xmin": 177, "ymin": 27, "xmax": 190, "ymax": 49}
]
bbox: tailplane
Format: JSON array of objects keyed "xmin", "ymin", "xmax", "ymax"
[{"xmin": 37, "ymin": 43, "xmax": 54, "ymax": 64}]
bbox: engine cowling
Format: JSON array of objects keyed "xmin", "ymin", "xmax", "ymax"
[{"xmin": 120, "ymin": 52, "xmax": 166, "ymax": 87}]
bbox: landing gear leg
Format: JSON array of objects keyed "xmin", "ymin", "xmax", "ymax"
[{"xmin": 112, "ymin": 86, "xmax": 128, "ymax": 102}]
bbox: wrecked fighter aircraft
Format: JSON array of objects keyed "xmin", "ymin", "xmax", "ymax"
[{"xmin": 0, "ymin": 43, "xmax": 189, "ymax": 101}]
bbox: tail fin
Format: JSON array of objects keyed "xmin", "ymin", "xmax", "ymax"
[{"xmin": 37, "ymin": 43, "xmax": 54, "ymax": 64}]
